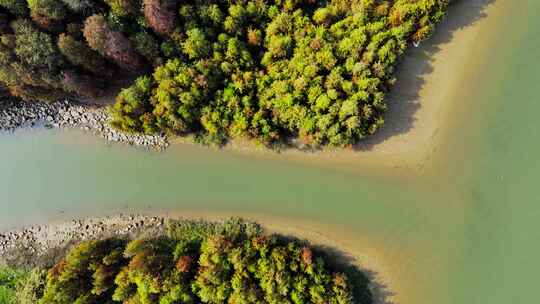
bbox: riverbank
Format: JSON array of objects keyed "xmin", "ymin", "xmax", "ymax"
[
  {"xmin": 0, "ymin": 212, "xmax": 398, "ymax": 304},
  {"xmin": 1, "ymin": 216, "xmax": 375, "ymax": 304},
  {"xmin": 0, "ymin": 214, "xmax": 166, "ymax": 267},
  {"xmin": 0, "ymin": 2, "xmax": 496, "ymax": 172},
  {"xmin": 162, "ymin": 0, "xmax": 500, "ymax": 177},
  {"xmin": 0, "ymin": 99, "xmax": 168, "ymax": 149},
  {"xmin": 0, "ymin": 0, "xmax": 532, "ymax": 303},
  {"xmin": 0, "ymin": 213, "xmax": 390, "ymax": 304}
]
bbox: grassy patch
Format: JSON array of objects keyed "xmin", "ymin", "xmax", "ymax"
[{"xmin": 0, "ymin": 266, "xmax": 25, "ymax": 304}]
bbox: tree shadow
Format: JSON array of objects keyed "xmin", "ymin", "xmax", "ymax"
[
  {"xmin": 76, "ymin": 73, "xmax": 139, "ymax": 107},
  {"xmin": 355, "ymin": 0, "xmax": 496, "ymax": 152},
  {"xmin": 275, "ymin": 234, "xmax": 395, "ymax": 304}
]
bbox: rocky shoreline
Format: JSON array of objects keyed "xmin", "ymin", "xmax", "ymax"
[
  {"xmin": 0, "ymin": 99, "xmax": 169, "ymax": 149},
  {"xmin": 0, "ymin": 214, "xmax": 166, "ymax": 267}
]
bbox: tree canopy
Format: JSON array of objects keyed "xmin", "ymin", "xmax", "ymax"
[
  {"xmin": 38, "ymin": 219, "xmax": 365, "ymax": 304},
  {"xmin": 0, "ymin": 0, "xmax": 451, "ymax": 147}
]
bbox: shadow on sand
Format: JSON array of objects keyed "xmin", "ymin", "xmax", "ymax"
[
  {"xmin": 312, "ymin": 244, "xmax": 394, "ymax": 304},
  {"xmin": 276, "ymin": 233, "xmax": 394, "ymax": 304},
  {"xmin": 355, "ymin": 0, "xmax": 496, "ymax": 152}
]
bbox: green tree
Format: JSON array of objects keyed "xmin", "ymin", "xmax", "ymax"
[
  {"xmin": 181, "ymin": 28, "xmax": 210, "ymax": 60},
  {"xmin": 109, "ymin": 75, "xmax": 156, "ymax": 133},
  {"xmin": 11, "ymin": 19, "xmax": 61, "ymax": 70},
  {"xmin": 37, "ymin": 219, "xmax": 361, "ymax": 304},
  {"xmin": 104, "ymin": 0, "xmax": 137, "ymax": 16},
  {"xmin": 57, "ymin": 33, "xmax": 109, "ymax": 75},
  {"xmin": 27, "ymin": 0, "xmax": 67, "ymax": 20},
  {"xmin": 0, "ymin": 0, "xmax": 451, "ymax": 148},
  {"xmin": 60, "ymin": 0, "xmax": 94, "ymax": 13}
]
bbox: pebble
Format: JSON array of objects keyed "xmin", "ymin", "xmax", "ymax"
[
  {"xmin": 0, "ymin": 99, "xmax": 169, "ymax": 150},
  {"xmin": 0, "ymin": 214, "xmax": 167, "ymax": 267}
]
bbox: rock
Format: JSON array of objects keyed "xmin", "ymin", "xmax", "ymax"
[{"xmin": 0, "ymin": 99, "xmax": 169, "ymax": 149}]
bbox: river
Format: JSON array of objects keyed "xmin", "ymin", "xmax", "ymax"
[{"xmin": 0, "ymin": 1, "xmax": 538, "ymax": 303}]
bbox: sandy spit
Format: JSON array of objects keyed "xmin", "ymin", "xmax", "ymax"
[
  {"xmin": 186, "ymin": 0, "xmax": 503, "ymax": 178},
  {"xmin": 0, "ymin": 1, "xmax": 500, "ymax": 178}
]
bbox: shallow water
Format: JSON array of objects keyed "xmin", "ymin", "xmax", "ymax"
[{"xmin": 0, "ymin": 1, "xmax": 538, "ymax": 303}]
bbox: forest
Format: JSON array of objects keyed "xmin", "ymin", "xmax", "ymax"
[
  {"xmin": 0, "ymin": 219, "xmax": 372, "ymax": 304},
  {"xmin": 0, "ymin": 0, "xmax": 450, "ymax": 147}
]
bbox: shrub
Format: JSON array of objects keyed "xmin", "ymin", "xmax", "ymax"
[
  {"xmin": 0, "ymin": 266, "xmax": 28, "ymax": 304},
  {"xmin": 15, "ymin": 268, "xmax": 46, "ymax": 304}
]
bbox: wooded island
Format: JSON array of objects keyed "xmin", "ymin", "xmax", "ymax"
[
  {"xmin": 0, "ymin": 218, "xmax": 372, "ymax": 304},
  {"xmin": 0, "ymin": 0, "xmax": 450, "ymax": 147}
]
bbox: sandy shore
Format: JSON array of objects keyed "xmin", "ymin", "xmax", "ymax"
[
  {"xmin": 163, "ymin": 210, "xmax": 402, "ymax": 304},
  {"xmin": 0, "ymin": 1, "xmax": 499, "ymax": 177},
  {"xmin": 0, "ymin": 2, "xmax": 505, "ymax": 303},
  {"xmin": 0, "ymin": 212, "xmax": 396, "ymax": 304},
  {"xmin": 0, "ymin": 212, "xmax": 370, "ymax": 270},
  {"xmin": 0, "ymin": 99, "xmax": 169, "ymax": 149},
  {"xmin": 0, "ymin": 214, "xmax": 166, "ymax": 267},
  {"xmin": 186, "ymin": 0, "xmax": 500, "ymax": 177}
]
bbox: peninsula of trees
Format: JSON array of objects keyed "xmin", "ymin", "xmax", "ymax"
[
  {"xmin": 0, "ymin": 0, "xmax": 450, "ymax": 147},
  {"xmin": 1, "ymin": 219, "xmax": 372, "ymax": 304}
]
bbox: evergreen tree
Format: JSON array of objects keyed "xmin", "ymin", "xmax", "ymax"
[{"xmin": 0, "ymin": 0, "xmax": 451, "ymax": 147}]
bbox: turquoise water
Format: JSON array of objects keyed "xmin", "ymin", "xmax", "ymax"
[
  {"xmin": 1, "ymin": 1, "xmax": 539, "ymax": 303},
  {"xmin": 452, "ymin": 3, "xmax": 540, "ymax": 302}
]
